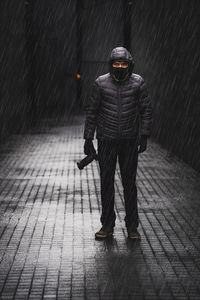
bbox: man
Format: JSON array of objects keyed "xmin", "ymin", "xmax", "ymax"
[{"xmin": 83, "ymin": 46, "xmax": 153, "ymax": 240}]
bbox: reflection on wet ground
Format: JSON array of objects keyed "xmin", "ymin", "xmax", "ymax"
[{"xmin": 0, "ymin": 115, "xmax": 200, "ymax": 299}]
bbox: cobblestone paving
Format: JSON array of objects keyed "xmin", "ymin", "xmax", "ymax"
[{"xmin": 0, "ymin": 115, "xmax": 200, "ymax": 300}]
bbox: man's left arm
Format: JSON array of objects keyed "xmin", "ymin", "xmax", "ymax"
[
  {"xmin": 138, "ymin": 77, "xmax": 153, "ymax": 137},
  {"xmin": 138, "ymin": 78, "xmax": 153, "ymax": 153}
]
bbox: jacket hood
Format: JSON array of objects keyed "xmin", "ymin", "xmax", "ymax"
[{"xmin": 109, "ymin": 47, "xmax": 134, "ymax": 82}]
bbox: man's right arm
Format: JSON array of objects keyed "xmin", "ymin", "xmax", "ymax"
[{"xmin": 83, "ymin": 80, "xmax": 101, "ymax": 140}]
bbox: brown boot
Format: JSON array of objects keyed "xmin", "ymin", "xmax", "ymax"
[
  {"xmin": 127, "ymin": 229, "xmax": 141, "ymax": 240},
  {"xmin": 95, "ymin": 227, "xmax": 114, "ymax": 239}
]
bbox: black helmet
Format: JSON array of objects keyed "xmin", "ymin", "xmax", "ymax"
[{"xmin": 109, "ymin": 47, "xmax": 135, "ymax": 82}]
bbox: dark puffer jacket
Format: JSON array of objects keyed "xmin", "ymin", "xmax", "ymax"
[{"xmin": 83, "ymin": 47, "xmax": 153, "ymax": 140}]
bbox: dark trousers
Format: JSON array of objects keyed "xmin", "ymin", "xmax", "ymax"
[{"xmin": 97, "ymin": 138, "xmax": 139, "ymax": 232}]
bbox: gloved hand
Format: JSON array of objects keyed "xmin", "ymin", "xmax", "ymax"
[
  {"xmin": 138, "ymin": 135, "xmax": 148, "ymax": 153},
  {"xmin": 84, "ymin": 139, "xmax": 96, "ymax": 156}
]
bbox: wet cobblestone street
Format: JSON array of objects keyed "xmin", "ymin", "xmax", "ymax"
[{"xmin": 0, "ymin": 115, "xmax": 200, "ymax": 300}]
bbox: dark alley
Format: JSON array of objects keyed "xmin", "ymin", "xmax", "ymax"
[{"xmin": 0, "ymin": 0, "xmax": 200, "ymax": 299}]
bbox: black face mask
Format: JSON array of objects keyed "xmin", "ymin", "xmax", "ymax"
[{"xmin": 112, "ymin": 67, "xmax": 129, "ymax": 82}]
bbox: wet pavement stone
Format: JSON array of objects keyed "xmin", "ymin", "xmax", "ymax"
[{"xmin": 0, "ymin": 115, "xmax": 200, "ymax": 300}]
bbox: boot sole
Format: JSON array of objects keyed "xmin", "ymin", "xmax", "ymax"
[
  {"xmin": 95, "ymin": 232, "xmax": 113, "ymax": 239},
  {"xmin": 128, "ymin": 235, "xmax": 141, "ymax": 240}
]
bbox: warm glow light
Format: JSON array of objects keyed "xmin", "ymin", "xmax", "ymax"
[{"xmin": 77, "ymin": 74, "xmax": 81, "ymax": 79}]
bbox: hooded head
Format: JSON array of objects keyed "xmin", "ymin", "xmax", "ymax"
[{"xmin": 109, "ymin": 47, "xmax": 134, "ymax": 83}]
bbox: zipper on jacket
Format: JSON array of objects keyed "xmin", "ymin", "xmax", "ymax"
[{"xmin": 117, "ymin": 86, "xmax": 122, "ymax": 138}]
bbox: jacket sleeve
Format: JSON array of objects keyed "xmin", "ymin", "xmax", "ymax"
[
  {"xmin": 138, "ymin": 78, "xmax": 153, "ymax": 137},
  {"xmin": 83, "ymin": 80, "xmax": 101, "ymax": 139}
]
